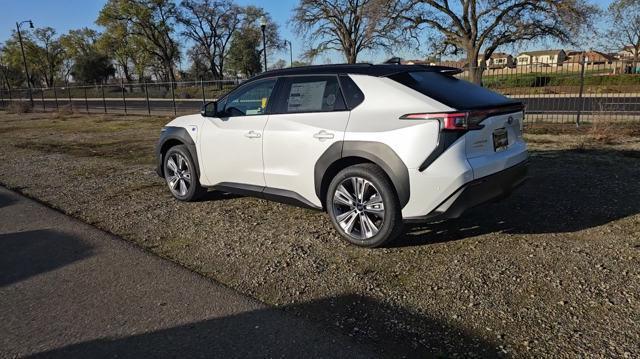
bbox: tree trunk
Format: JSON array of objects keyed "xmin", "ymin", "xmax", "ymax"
[
  {"xmin": 345, "ymin": 46, "xmax": 358, "ymax": 64},
  {"xmin": 466, "ymin": 52, "xmax": 484, "ymax": 85}
]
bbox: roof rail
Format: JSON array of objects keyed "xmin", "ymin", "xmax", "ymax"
[{"xmin": 384, "ymin": 57, "xmax": 403, "ymax": 65}]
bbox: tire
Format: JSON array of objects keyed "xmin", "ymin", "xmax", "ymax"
[
  {"xmin": 326, "ymin": 163, "xmax": 403, "ymax": 248},
  {"xmin": 163, "ymin": 145, "xmax": 206, "ymax": 201}
]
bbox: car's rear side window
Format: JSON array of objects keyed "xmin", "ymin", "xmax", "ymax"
[
  {"xmin": 273, "ymin": 76, "xmax": 346, "ymax": 114},
  {"xmin": 388, "ymin": 71, "xmax": 518, "ymax": 110},
  {"xmin": 339, "ymin": 75, "xmax": 365, "ymax": 109}
]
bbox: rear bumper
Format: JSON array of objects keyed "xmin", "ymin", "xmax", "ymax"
[{"xmin": 404, "ymin": 159, "xmax": 528, "ymax": 222}]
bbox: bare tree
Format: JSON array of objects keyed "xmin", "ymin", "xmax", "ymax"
[
  {"xmin": 291, "ymin": 0, "xmax": 404, "ymax": 64},
  {"xmin": 401, "ymin": 0, "xmax": 597, "ymax": 84},
  {"xmin": 178, "ymin": 0, "xmax": 242, "ymax": 80},
  {"xmin": 607, "ymin": 0, "xmax": 640, "ymax": 69}
]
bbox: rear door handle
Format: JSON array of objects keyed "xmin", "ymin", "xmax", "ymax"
[
  {"xmin": 245, "ymin": 130, "xmax": 261, "ymax": 139},
  {"xmin": 313, "ymin": 130, "xmax": 334, "ymax": 140}
]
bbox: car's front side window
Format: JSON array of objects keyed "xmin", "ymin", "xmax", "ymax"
[{"xmin": 221, "ymin": 79, "xmax": 277, "ymax": 117}]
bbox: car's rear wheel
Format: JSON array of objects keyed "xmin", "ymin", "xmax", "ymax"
[
  {"xmin": 326, "ymin": 163, "xmax": 403, "ymax": 248},
  {"xmin": 163, "ymin": 145, "xmax": 205, "ymax": 201}
]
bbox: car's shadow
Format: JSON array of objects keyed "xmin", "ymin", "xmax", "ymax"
[
  {"xmin": 25, "ymin": 294, "xmax": 497, "ymax": 359},
  {"xmin": 393, "ymin": 148, "xmax": 640, "ymax": 247}
]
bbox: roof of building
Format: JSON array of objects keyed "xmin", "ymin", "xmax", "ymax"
[
  {"xmin": 479, "ymin": 52, "xmax": 513, "ymax": 59},
  {"xmin": 563, "ymin": 51, "xmax": 613, "ymax": 63},
  {"xmin": 251, "ymin": 63, "xmax": 462, "ymax": 81},
  {"xmin": 518, "ymin": 49, "xmax": 565, "ymax": 57}
]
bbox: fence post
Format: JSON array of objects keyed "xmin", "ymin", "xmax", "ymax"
[
  {"xmin": 0, "ymin": 87, "xmax": 4, "ymax": 108},
  {"xmin": 7, "ymin": 86, "xmax": 12, "ymax": 101},
  {"xmin": 144, "ymin": 82, "xmax": 151, "ymax": 115},
  {"xmin": 171, "ymin": 81, "xmax": 177, "ymax": 115},
  {"xmin": 41, "ymin": 87, "xmax": 45, "ymax": 111},
  {"xmin": 201, "ymin": 77, "xmax": 206, "ymax": 105},
  {"xmin": 53, "ymin": 82, "xmax": 59, "ymax": 111},
  {"xmin": 121, "ymin": 79, "xmax": 127, "ymax": 115},
  {"xmin": 101, "ymin": 82, "xmax": 107, "ymax": 114},
  {"xmin": 84, "ymin": 87, "xmax": 89, "ymax": 113},
  {"xmin": 67, "ymin": 82, "xmax": 72, "ymax": 111},
  {"xmin": 576, "ymin": 54, "xmax": 586, "ymax": 127}
]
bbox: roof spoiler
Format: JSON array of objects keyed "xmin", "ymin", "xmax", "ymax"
[{"xmin": 421, "ymin": 65, "xmax": 463, "ymax": 75}]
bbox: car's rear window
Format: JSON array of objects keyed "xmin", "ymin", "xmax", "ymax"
[{"xmin": 388, "ymin": 71, "xmax": 519, "ymax": 110}]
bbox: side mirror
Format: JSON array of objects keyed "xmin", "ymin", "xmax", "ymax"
[{"xmin": 200, "ymin": 101, "xmax": 218, "ymax": 117}]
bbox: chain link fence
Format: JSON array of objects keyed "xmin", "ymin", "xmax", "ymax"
[{"xmin": 1, "ymin": 61, "xmax": 639, "ymax": 125}]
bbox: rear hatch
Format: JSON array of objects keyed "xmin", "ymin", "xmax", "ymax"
[
  {"xmin": 388, "ymin": 70, "xmax": 526, "ymax": 177},
  {"xmin": 463, "ymin": 106, "xmax": 526, "ymax": 178}
]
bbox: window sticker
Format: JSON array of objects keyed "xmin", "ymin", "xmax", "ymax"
[
  {"xmin": 325, "ymin": 93, "xmax": 336, "ymax": 107},
  {"xmin": 287, "ymin": 81, "xmax": 327, "ymax": 112}
]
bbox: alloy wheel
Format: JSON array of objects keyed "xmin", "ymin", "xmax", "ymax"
[
  {"xmin": 332, "ymin": 177, "xmax": 385, "ymax": 240},
  {"xmin": 165, "ymin": 152, "xmax": 192, "ymax": 197}
]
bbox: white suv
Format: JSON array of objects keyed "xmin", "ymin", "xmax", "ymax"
[{"xmin": 156, "ymin": 64, "xmax": 528, "ymax": 247}]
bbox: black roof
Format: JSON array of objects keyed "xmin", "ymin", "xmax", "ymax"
[{"xmin": 251, "ymin": 63, "xmax": 462, "ymax": 81}]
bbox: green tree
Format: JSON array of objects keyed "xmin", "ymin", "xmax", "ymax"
[
  {"xmin": 1, "ymin": 31, "xmax": 39, "ymax": 87},
  {"xmin": 31, "ymin": 27, "xmax": 66, "ymax": 87},
  {"xmin": 59, "ymin": 28, "xmax": 99, "ymax": 58},
  {"xmin": 71, "ymin": 52, "xmax": 116, "ymax": 84},
  {"xmin": 269, "ymin": 59, "xmax": 287, "ymax": 70},
  {"xmin": 226, "ymin": 6, "xmax": 282, "ymax": 76},
  {"xmin": 0, "ymin": 45, "xmax": 26, "ymax": 90},
  {"xmin": 97, "ymin": 0, "xmax": 181, "ymax": 83},
  {"xmin": 96, "ymin": 0, "xmax": 180, "ymax": 82},
  {"xmin": 226, "ymin": 30, "xmax": 262, "ymax": 76}
]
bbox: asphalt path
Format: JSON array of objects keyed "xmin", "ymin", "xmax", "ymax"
[
  {"xmin": 7, "ymin": 96, "xmax": 640, "ymax": 116},
  {"xmin": 0, "ymin": 186, "xmax": 378, "ymax": 359}
]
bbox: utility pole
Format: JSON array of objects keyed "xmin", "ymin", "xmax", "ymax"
[
  {"xmin": 260, "ymin": 16, "xmax": 267, "ymax": 72},
  {"xmin": 16, "ymin": 20, "xmax": 34, "ymax": 106}
]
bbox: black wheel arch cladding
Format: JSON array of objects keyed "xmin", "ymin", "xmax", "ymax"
[
  {"xmin": 315, "ymin": 141, "xmax": 410, "ymax": 208},
  {"xmin": 156, "ymin": 126, "xmax": 200, "ymax": 178}
]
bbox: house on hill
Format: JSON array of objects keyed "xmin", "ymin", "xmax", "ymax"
[
  {"xmin": 565, "ymin": 50, "xmax": 613, "ymax": 64},
  {"xmin": 516, "ymin": 50, "xmax": 566, "ymax": 66},
  {"xmin": 477, "ymin": 53, "xmax": 514, "ymax": 68},
  {"xmin": 619, "ymin": 45, "xmax": 639, "ymax": 60}
]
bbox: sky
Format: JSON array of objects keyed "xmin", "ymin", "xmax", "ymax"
[{"xmin": 0, "ymin": 0, "xmax": 618, "ymax": 66}]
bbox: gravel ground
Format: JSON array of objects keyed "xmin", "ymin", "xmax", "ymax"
[{"xmin": 1, "ymin": 112, "xmax": 639, "ymax": 358}]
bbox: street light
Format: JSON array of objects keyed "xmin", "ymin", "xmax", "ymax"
[
  {"xmin": 16, "ymin": 19, "xmax": 34, "ymax": 106},
  {"xmin": 283, "ymin": 40, "xmax": 293, "ymax": 68},
  {"xmin": 260, "ymin": 16, "xmax": 267, "ymax": 72}
]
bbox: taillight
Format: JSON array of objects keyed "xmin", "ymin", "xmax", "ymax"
[{"xmin": 400, "ymin": 112, "xmax": 483, "ymax": 131}]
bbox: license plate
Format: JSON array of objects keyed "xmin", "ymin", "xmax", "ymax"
[{"xmin": 493, "ymin": 128, "xmax": 508, "ymax": 151}]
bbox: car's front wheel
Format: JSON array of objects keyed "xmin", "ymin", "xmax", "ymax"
[
  {"xmin": 163, "ymin": 145, "xmax": 205, "ymax": 201},
  {"xmin": 326, "ymin": 163, "xmax": 403, "ymax": 248}
]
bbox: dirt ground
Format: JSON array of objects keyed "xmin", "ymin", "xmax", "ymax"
[{"xmin": 1, "ymin": 111, "xmax": 639, "ymax": 358}]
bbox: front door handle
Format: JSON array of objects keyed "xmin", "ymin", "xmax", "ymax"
[
  {"xmin": 313, "ymin": 130, "xmax": 335, "ymax": 141},
  {"xmin": 245, "ymin": 130, "xmax": 261, "ymax": 139}
]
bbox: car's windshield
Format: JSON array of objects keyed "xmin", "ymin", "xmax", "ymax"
[{"xmin": 388, "ymin": 71, "xmax": 519, "ymax": 110}]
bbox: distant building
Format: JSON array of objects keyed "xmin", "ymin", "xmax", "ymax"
[
  {"xmin": 438, "ymin": 60, "xmax": 467, "ymax": 69},
  {"xmin": 477, "ymin": 53, "xmax": 514, "ymax": 68},
  {"xmin": 402, "ymin": 59, "xmax": 434, "ymax": 65},
  {"xmin": 619, "ymin": 45, "xmax": 639, "ymax": 60},
  {"xmin": 565, "ymin": 50, "xmax": 613, "ymax": 64},
  {"xmin": 516, "ymin": 50, "xmax": 566, "ymax": 66}
]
